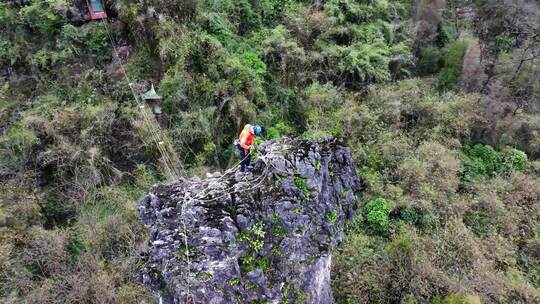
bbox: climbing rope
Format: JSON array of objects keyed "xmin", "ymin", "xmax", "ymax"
[
  {"xmin": 195, "ymin": 144, "xmax": 294, "ymax": 201},
  {"xmin": 102, "ymin": 19, "xmax": 192, "ymax": 301},
  {"xmin": 172, "ymin": 150, "xmax": 257, "ymax": 302},
  {"xmin": 103, "ymin": 19, "xmax": 285, "ymax": 303},
  {"xmin": 192, "ymin": 150, "xmax": 289, "ymax": 203},
  {"xmin": 103, "ymin": 20, "xmax": 182, "ymax": 180},
  {"xmin": 192, "ymin": 172, "xmax": 266, "ymax": 203},
  {"xmin": 259, "ymin": 144, "xmax": 296, "ymax": 176}
]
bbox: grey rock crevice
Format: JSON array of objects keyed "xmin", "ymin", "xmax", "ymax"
[{"xmin": 137, "ymin": 137, "xmax": 361, "ymax": 304}]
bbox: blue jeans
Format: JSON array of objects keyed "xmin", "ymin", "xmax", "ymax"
[{"xmin": 236, "ymin": 144, "xmax": 251, "ymax": 172}]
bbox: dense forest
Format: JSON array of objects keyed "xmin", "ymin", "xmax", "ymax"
[{"xmin": 0, "ymin": 0, "xmax": 539, "ymax": 303}]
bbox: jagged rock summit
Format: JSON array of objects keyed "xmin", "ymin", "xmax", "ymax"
[{"xmin": 137, "ymin": 137, "xmax": 361, "ymax": 303}]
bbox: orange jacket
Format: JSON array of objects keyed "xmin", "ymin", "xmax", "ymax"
[{"xmin": 238, "ymin": 124, "xmax": 254, "ymax": 150}]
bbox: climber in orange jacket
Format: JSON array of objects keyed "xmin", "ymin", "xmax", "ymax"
[{"xmin": 235, "ymin": 124, "xmax": 262, "ymax": 172}]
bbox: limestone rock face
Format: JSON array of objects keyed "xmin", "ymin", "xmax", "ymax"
[{"xmin": 137, "ymin": 137, "xmax": 361, "ymax": 303}]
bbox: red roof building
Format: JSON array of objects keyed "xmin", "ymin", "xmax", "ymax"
[{"xmin": 87, "ymin": 0, "xmax": 108, "ymax": 20}]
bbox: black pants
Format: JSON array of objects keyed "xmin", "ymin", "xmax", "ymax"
[{"xmin": 236, "ymin": 144, "xmax": 251, "ymax": 172}]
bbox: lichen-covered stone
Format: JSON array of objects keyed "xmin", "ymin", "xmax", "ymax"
[{"xmin": 137, "ymin": 137, "xmax": 361, "ymax": 303}]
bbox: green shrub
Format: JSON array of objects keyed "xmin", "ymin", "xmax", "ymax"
[
  {"xmin": 240, "ymin": 51, "xmax": 267, "ymax": 80},
  {"xmin": 495, "ymin": 33, "xmax": 513, "ymax": 53},
  {"xmin": 399, "ymin": 207, "xmax": 422, "ymax": 225},
  {"xmin": 327, "ymin": 210, "xmax": 339, "ymax": 223},
  {"xmin": 436, "ymin": 23, "xmax": 454, "ymax": 47},
  {"xmin": 461, "ymin": 144, "xmax": 502, "ymax": 181},
  {"xmin": 294, "ymin": 175, "xmax": 310, "ymax": 198},
  {"xmin": 389, "ymin": 233, "xmax": 413, "ymax": 258},
  {"xmin": 29, "ymin": 48, "xmax": 71, "ymax": 71},
  {"xmin": 0, "ymin": 36, "xmax": 14, "ymax": 65},
  {"xmin": 0, "ymin": 122, "xmax": 39, "ymax": 172},
  {"xmin": 235, "ymin": 0, "xmax": 262, "ymax": 34},
  {"xmin": 463, "ymin": 209, "xmax": 495, "ymax": 238},
  {"xmin": 0, "ymin": 2, "xmax": 12, "ymax": 26},
  {"xmin": 416, "ymin": 46, "xmax": 443, "ymax": 76},
  {"xmin": 461, "ymin": 144, "xmax": 529, "ymax": 181},
  {"xmin": 436, "ymin": 40, "xmax": 468, "ymax": 91},
  {"xmin": 66, "ymin": 229, "xmax": 85, "ymax": 261},
  {"xmin": 431, "ymin": 293, "xmax": 476, "ymax": 304},
  {"xmin": 20, "ymin": 1, "xmax": 64, "ymax": 36},
  {"xmin": 195, "ymin": 141, "xmax": 216, "ymax": 166},
  {"xmin": 221, "ymin": 53, "xmax": 266, "ymax": 100},
  {"xmin": 337, "ymin": 43, "xmax": 392, "ymax": 83},
  {"xmin": 133, "ymin": 164, "xmax": 160, "ymax": 190},
  {"xmin": 418, "ymin": 212, "xmax": 439, "ymax": 232},
  {"xmin": 41, "ymin": 196, "xmax": 76, "ymax": 228},
  {"xmin": 73, "ymin": 81, "xmax": 99, "ymax": 106},
  {"xmin": 84, "ymin": 22, "xmax": 111, "ymax": 63},
  {"xmin": 258, "ymin": 0, "xmax": 294, "ymax": 26},
  {"xmin": 271, "ymin": 224, "xmax": 286, "ymax": 237},
  {"xmin": 465, "ymin": 145, "xmax": 500, "ymax": 169},
  {"xmin": 56, "ymin": 23, "xmax": 111, "ymax": 63},
  {"xmin": 500, "ymin": 148, "xmax": 528, "ymax": 172},
  {"xmin": 204, "ymin": 12, "xmax": 233, "ymax": 37},
  {"xmin": 265, "ymin": 121, "xmax": 292, "ymax": 140},
  {"xmin": 127, "ymin": 50, "xmax": 160, "ymax": 81},
  {"xmin": 237, "ymin": 220, "xmax": 266, "ymax": 252},
  {"xmin": 365, "ymin": 197, "xmax": 390, "ymax": 234},
  {"xmin": 274, "ymin": 122, "xmax": 292, "ymax": 135},
  {"xmin": 522, "ymin": 240, "xmax": 540, "ymax": 288},
  {"xmin": 266, "ymin": 127, "xmax": 280, "ymax": 139},
  {"xmin": 304, "ymin": 82, "xmax": 343, "ymax": 135}
]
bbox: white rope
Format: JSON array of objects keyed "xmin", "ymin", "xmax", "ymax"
[
  {"xmin": 103, "ymin": 19, "xmax": 272, "ymax": 303},
  {"xmin": 179, "ymin": 193, "xmax": 192, "ymax": 301},
  {"xmin": 103, "ymin": 20, "xmax": 181, "ymax": 180},
  {"xmin": 104, "ymin": 20, "xmax": 289, "ymax": 303},
  {"xmin": 192, "ymin": 151, "xmax": 286, "ymax": 203},
  {"xmin": 102, "ymin": 20, "xmax": 192, "ymax": 302}
]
